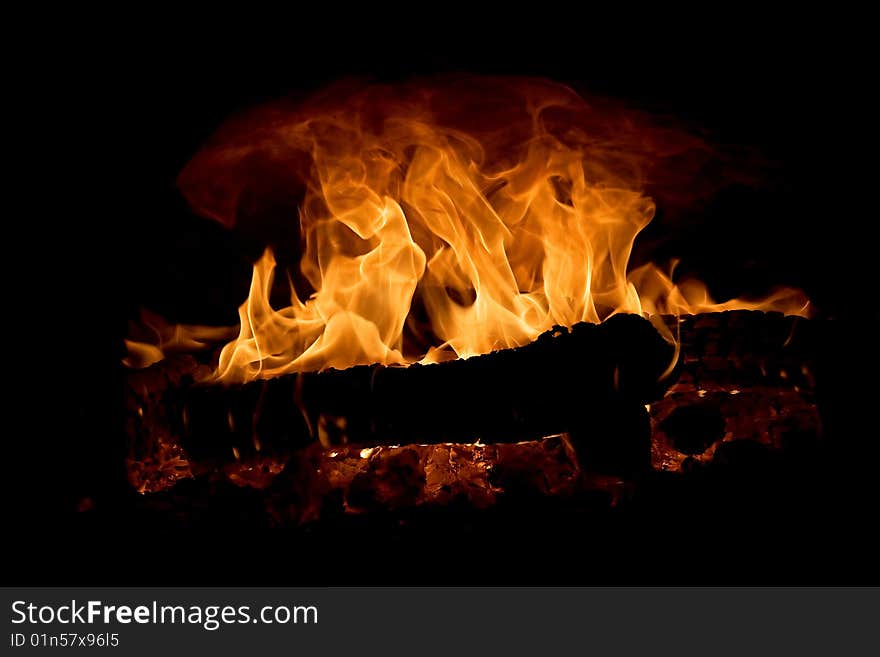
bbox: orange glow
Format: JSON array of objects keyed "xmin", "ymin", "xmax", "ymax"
[
  {"xmin": 130, "ymin": 77, "xmax": 809, "ymax": 380},
  {"xmin": 124, "ymin": 309, "xmax": 235, "ymax": 369}
]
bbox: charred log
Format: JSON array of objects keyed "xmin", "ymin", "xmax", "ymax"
[
  {"xmin": 132, "ymin": 313, "xmax": 673, "ymax": 466},
  {"xmin": 661, "ymin": 310, "xmax": 818, "ymax": 391},
  {"xmin": 126, "ymin": 310, "xmax": 822, "ymax": 496},
  {"xmin": 650, "ymin": 311, "xmax": 821, "ymax": 472}
]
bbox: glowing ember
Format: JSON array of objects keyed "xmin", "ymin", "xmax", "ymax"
[{"xmin": 128, "ymin": 77, "xmax": 809, "ymax": 380}]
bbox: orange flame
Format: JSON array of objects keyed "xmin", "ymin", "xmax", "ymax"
[
  {"xmin": 134, "ymin": 77, "xmax": 809, "ymax": 381},
  {"xmin": 124, "ymin": 309, "xmax": 236, "ymax": 369}
]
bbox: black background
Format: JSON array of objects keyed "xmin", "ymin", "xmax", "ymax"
[{"xmin": 11, "ymin": 14, "xmax": 878, "ymax": 584}]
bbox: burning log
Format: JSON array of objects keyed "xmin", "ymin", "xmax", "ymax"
[
  {"xmin": 126, "ymin": 310, "xmax": 822, "ymax": 501},
  {"xmin": 127, "ymin": 313, "xmax": 674, "ymax": 482},
  {"xmin": 650, "ymin": 311, "xmax": 821, "ymax": 472},
  {"xmin": 120, "ymin": 77, "xmax": 827, "ymax": 532}
]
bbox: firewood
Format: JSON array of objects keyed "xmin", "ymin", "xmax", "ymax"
[
  {"xmin": 650, "ymin": 386, "xmax": 821, "ymax": 473},
  {"xmin": 649, "ymin": 311, "xmax": 821, "ymax": 472},
  {"xmin": 126, "ymin": 310, "xmax": 821, "ymax": 494},
  {"xmin": 129, "ymin": 313, "xmax": 674, "ymax": 467},
  {"xmin": 661, "ymin": 310, "xmax": 818, "ymax": 391}
]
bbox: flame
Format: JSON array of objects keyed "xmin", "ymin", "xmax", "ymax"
[
  {"xmin": 124, "ymin": 308, "xmax": 236, "ymax": 369},
  {"xmin": 132, "ymin": 77, "xmax": 809, "ymax": 380}
]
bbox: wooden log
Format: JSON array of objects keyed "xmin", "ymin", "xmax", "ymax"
[
  {"xmin": 661, "ymin": 310, "xmax": 818, "ymax": 391},
  {"xmin": 650, "ymin": 311, "xmax": 821, "ymax": 472},
  {"xmin": 154, "ymin": 313, "xmax": 674, "ymax": 462},
  {"xmin": 650, "ymin": 386, "xmax": 821, "ymax": 472},
  {"xmin": 125, "ymin": 310, "xmax": 821, "ymax": 494}
]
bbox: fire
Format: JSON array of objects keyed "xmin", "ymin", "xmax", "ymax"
[
  {"xmin": 124, "ymin": 308, "xmax": 236, "ymax": 369},
  {"xmin": 130, "ymin": 77, "xmax": 809, "ymax": 381}
]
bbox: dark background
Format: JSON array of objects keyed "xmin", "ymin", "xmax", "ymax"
[{"xmin": 12, "ymin": 16, "xmax": 878, "ymax": 583}]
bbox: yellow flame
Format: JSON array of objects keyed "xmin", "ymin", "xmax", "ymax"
[{"xmin": 129, "ymin": 78, "xmax": 810, "ymax": 380}]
